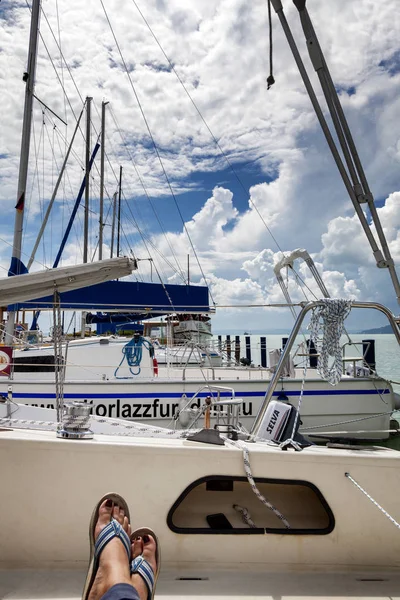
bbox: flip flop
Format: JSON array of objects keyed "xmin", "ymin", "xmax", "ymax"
[
  {"xmin": 130, "ymin": 527, "xmax": 161, "ymax": 600},
  {"xmin": 82, "ymin": 493, "xmax": 131, "ymax": 600}
]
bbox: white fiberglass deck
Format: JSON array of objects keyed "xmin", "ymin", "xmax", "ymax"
[
  {"xmin": 1, "ymin": 569, "xmax": 400, "ymax": 600},
  {"xmin": 1, "ymin": 428, "xmax": 400, "ymax": 570},
  {"xmin": 1, "ymin": 424, "xmax": 400, "ymax": 599}
]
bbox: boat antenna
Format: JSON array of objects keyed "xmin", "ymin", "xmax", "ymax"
[{"xmin": 269, "ymin": 0, "xmax": 400, "ymax": 304}]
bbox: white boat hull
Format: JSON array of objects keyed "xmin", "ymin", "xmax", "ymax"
[
  {"xmin": 0, "ymin": 374, "xmax": 395, "ymax": 439},
  {"xmin": 1, "ymin": 336, "xmax": 397, "ymax": 439}
]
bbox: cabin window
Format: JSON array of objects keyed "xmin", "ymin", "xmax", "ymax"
[
  {"xmin": 167, "ymin": 475, "xmax": 334, "ymax": 535},
  {"xmin": 13, "ymin": 355, "xmax": 58, "ymax": 372}
]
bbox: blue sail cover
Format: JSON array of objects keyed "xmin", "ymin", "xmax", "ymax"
[{"xmin": 14, "ymin": 280, "xmax": 210, "ymax": 317}]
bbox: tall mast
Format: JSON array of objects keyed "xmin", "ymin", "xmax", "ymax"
[
  {"xmin": 99, "ymin": 100, "xmax": 109, "ymax": 260},
  {"xmin": 27, "ymin": 106, "xmax": 85, "ymax": 270},
  {"xmin": 83, "ymin": 96, "xmax": 92, "ymax": 264},
  {"xmin": 117, "ymin": 165, "xmax": 122, "ymax": 257},
  {"xmin": 5, "ymin": 0, "xmax": 41, "ymax": 345},
  {"xmin": 110, "ymin": 192, "xmax": 117, "ymax": 258}
]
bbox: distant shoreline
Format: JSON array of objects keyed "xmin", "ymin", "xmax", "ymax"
[{"xmin": 213, "ymin": 328, "xmax": 394, "ymax": 335}]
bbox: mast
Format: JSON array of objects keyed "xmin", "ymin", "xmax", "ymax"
[
  {"xmin": 117, "ymin": 165, "xmax": 122, "ymax": 257},
  {"xmin": 5, "ymin": 0, "xmax": 41, "ymax": 345},
  {"xmin": 99, "ymin": 100, "xmax": 109, "ymax": 260},
  {"xmin": 27, "ymin": 106, "xmax": 85, "ymax": 270},
  {"xmin": 110, "ymin": 192, "xmax": 117, "ymax": 258},
  {"xmin": 83, "ymin": 96, "xmax": 92, "ymax": 264}
]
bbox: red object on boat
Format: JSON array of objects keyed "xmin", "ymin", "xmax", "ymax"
[{"xmin": 153, "ymin": 357, "xmax": 158, "ymax": 376}]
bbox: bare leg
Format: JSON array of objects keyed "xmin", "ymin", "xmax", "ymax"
[{"xmin": 88, "ymin": 499, "xmax": 133, "ymax": 600}]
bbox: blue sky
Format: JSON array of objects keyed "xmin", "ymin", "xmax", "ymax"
[
  {"xmin": 1, "ymin": 0, "xmax": 400, "ymax": 334},
  {"xmin": 134, "ymin": 160, "xmax": 271, "ymax": 233}
]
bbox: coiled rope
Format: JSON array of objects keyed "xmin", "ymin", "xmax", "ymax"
[
  {"xmin": 233, "ymin": 504, "xmax": 257, "ymax": 528},
  {"xmin": 114, "ymin": 336, "xmax": 154, "ymax": 378},
  {"xmin": 309, "ymin": 299, "xmax": 352, "ymax": 386}
]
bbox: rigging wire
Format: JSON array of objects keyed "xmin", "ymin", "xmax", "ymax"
[
  {"xmin": 32, "ymin": 3, "xmax": 102, "ymax": 163},
  {"xmin": 90, "ymin": 101, "xmax": 142, "ymax": 271},
  {"xmin": 23, "ymin": 116, "xmax": 45, "ymax": 256},
  {"xmin": 55, "ymin": 0, "xmax": 67, "ymax": 128},
  {"xmin": 23, "ymin": 2, "xmax": 96, "ymax": 267},
  {"xmin": 53, "ymin": 122, "xmax": 87, "ymax": 172},
  {"xmin": 33, "ymin": 1, "xmax": 280, "ymax": 303},
  {"xmin": 85, "ymin": 100, "xmax": 145, "ymax": 271},
  {"xmin": 121, "ymin": 192, "xmax": 183, "ymax": 281},
  {"xmin": 130, "ymin": 0, "xmax": 282, "ymax": 254},
  {"xmin": 23, "ymin": 1, "xmax": 286, "ymax": 313},
  {"xmin": 108, "ymin": 105, "xmax": 187, "ymax": 284},
  {"xmin": 287, "ymin": 265, "xmax": 319, "ymax": 302},
  {"xmin": 100, "ymin": 0, "xmax": 214, "ymax": 304},
  {"xmin": 53, "ymin": 129, "xmax": 85, "ymax": 260},
  {"xmin": 0, "ymin": 237, "xmax": 51, "ymax": 274},
  {"xmin": 35, "ymin": 3, "xmax": 84, "ymax": 112}
]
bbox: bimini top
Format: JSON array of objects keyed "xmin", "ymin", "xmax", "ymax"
[{"xmin": 13, "ymin": 279, "xmax": 211, "ymax": 318}]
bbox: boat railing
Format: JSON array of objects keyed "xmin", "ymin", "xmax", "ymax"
[
  {"xmin": 175, "ymin": 384, "xmax": 241, "ymax": 433},
  {"xmin": 250, "ymin": 300, "xmax": 400, "ymax": 438},
  {"xmin": 341, "ymin": 341, "xmax": 375, "ymax": 377}
]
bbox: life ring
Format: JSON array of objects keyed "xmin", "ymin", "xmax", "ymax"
[
  {"xmin": 153, "ymin": 357, "xmax": 158, "ymax": 376},
  {"xmin": 0, "ymin": 349, "xmax": 11, "ymax": 375}
]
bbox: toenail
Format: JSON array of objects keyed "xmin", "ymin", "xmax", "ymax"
[
  {"xmin": 143, "ymin": 535, "xmax": 150, "ymax": 543},
  {"xmin": 105, "ymin": 499, "xmax": 113, "ymax": 507},
  {"xmin": 135, "ymin": 536, "xmax": 141, "ymax": 542}
]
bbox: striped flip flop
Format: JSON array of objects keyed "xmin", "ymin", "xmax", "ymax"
[
  {"xmin": 130, "ymin": 527, "xmax": 161, "ymax": 600},
  {"xmin": 82, "ymin": 493, "xmax": 131, "ymax": 600}
]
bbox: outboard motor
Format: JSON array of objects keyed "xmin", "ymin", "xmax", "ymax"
[{"xmin": 256, "ymin": 399, "xmax": 311, "ymax": 447}]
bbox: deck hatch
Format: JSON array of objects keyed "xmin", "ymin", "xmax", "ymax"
[{"xmin": 167, "ymin": 475, "xmax": 334, "ymax": 535}]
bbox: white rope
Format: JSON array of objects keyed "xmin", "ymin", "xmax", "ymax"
[
  {"xmin": 0, "ymin": 417, "xmax": 60, "ymax": 429},
  {"xmin": 224, "ymin": 437, "xmax": 290, "ymax": 528},
  {"xmin": 309, "ymin": 299, "xmax": 352, "ymax": 386},
  {"xmin": 345, "ymin": 472, "xmax": 400, "ymax": 530},
  {"xmin": 0, "ymin": 415, "xmax": 189, "ymax": 438},
  {"xmin": 92, "ymin": 415, "xmax": 189, "ymax": 438},
  {"xmin": 233, "ymin": 504, "xmax": 257, "ymax": 528}
]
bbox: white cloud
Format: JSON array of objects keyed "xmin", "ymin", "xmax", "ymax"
[{"xmin": 1, "ymin": 0, "xmax": 400, "ymax": 331}]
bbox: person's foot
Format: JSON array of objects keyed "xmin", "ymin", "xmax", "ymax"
[
  {"xmin": 130, "ymin": 533, "xmax": 158, "ymax": 600},
  {"xmin": 88, "ymin": 498, "xmax": 133, "ymax": 600}
]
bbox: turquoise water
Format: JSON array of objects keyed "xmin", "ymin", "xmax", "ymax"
[
  {"xmin": 213, "ymin": 333, "xmax": 400, "ymax": 389},
  {"xmin": 213, "ymin": 333, "xmax": 400, "ymax": 448}
]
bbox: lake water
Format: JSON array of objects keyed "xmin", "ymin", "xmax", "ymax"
[{"xmin": 213, "ymin": 333, "xmax": 400, "ymax": 392}]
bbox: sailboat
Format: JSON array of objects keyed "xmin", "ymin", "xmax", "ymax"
[
  {"xmin": 1, "ymin": 0, "xmax": 399, "ymax": 443},
  {"xmin": 1, "ymin": 1, "xmax": 400, "ymax": 598}
]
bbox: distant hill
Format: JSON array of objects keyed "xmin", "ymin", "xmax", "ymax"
[{"xmin": 359, "ymin": 324, "xmax": 393, "ymax": 334}]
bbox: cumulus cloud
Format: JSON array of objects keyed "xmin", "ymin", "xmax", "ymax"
[{"xmin": 1, "ymin": 0, "xmax": 400, "ymax": 331}]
